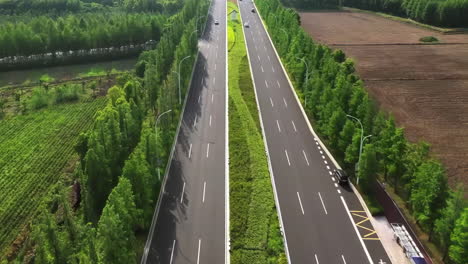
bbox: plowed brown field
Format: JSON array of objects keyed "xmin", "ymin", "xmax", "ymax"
[{"xmin": 299, "ymin": 11, "xmax": 468, "ymax": 188}]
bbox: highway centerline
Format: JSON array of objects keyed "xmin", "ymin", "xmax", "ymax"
[
  {"xmin": 197, "ymin": 239, "xmax": 202, "ymax": 264},
  {"xmin": 297, "ymin": 192, "xmax": 305, "ymax": 215},
  {"xmin": 189, "ymin": 143, "xmax": 193, "ymax": 159},
  {"xmin": 181, "ymin": 182, "xmax": 186, "ymax": 203},
  {"xmin": 302, "ymin": 150, "xmax": 310, "ymax": 166},
  {"xmin": 292, "ymin": 120, "xmax": 297, "ymax": 132},
  {"xmin": 202, "ymin": 182, "xmax": 206, "ymax": 203},
  {"xmin": 169, "ymin": 240, "xmax": 176, "ymax": 264},
  {"xmin": 276, "ymin": 120, "xmax": 281, "ymax": 132},
  {"xmin": 284, "ymin": 149, "xmax": 291, "ymax": 166},
  {"xmin": 318, "ymin": 192, "xmax": 328, "ymax": 215}
]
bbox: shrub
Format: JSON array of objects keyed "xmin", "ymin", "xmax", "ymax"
[{"xmin": 419, "ymin": 36, "xmax": 438, "ymax": 42}]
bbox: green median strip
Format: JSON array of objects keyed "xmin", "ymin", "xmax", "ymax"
[{"xmin": 228, "ymin": 2, "xmax": 286, "ymax": 263}]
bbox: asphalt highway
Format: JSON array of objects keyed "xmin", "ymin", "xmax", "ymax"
[
  {"xmin": 238, "ymin": 1, "xmax": 392, "ymax": 263},
  {"xmin": 141, "ymin": 0, "xmax": 227, "ymax": 263}
]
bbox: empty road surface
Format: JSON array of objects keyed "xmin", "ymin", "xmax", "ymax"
[
  {"xmin": 141, "ymin": 0, "xmax": 227, "ymax": 263},
  {"xmin": 238, "ymin": 1, "xmax": 391, "ymax": 263}
]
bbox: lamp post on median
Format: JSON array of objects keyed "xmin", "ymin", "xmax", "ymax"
[
  {"xmin": 155, "ymin": 109, "xmax": 172, "ymax": 180},
  {"xmin": 174, "ymin": 55, "xmax": 191, "ymax": 105},
  {"xmin": 346, "ymin": 114, "xmax": 372, "ymax": 185}
]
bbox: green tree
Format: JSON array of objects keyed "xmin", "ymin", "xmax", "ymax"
[
  {"xmin": 433, "ymin": 186, "xmax": 466, "ymax": 259},
  {"xmin": 409, "ymin": 160, "xmax": 448, "ymax": 230},
  {"xmin": 357, "ymin": 143, "xmax": 378, "ymax": 192},
  {"xmin": 97, "ymin": 177, "xmax": 138, "ymax": 264},
  {"xmin": 448, "ymin": 208, "xmax": 468, "ymax": 264}
]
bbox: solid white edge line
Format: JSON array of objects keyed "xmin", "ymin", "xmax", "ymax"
[
  {"xmin": 341, "ymin": 196, "xmax": 374, "ymax": 264},
  {"xmin": 181, "ymin": 182, "xmax": 186, "ymax": 203},
  {"xmin": 225, "ymin": 0, "xmax": 230, "ymax": 262},
  {"xmin": 197, "ymin": 239, "xmax": 202, "ymax": 264},
  {"xmin": 140, "ymin": 0, "xmax": 213, "ymax": 261},
  {"xmin": 238, "ymin": 5, "xmax": 291, "ymax": 263},
  {"xmin": 318, "ymin": 192, "xmax": 328, "ymax": 215},
  {"xmin": 297, "ymin": 192, "xmax": 305, "ymax": 215},
  {"xmin": 170, "ymin": 240, "xmax": 176, "ymax": 264},
  {"xmin": 203, "ymin": 181, "xmax": 206, "ymax": 203},
  {"xmin": 285, "ymin": 149, "xmax": 291, "ymax": 166},
  {"xmin": 254, "ymin": 3, "xmax": 383, "ymax": 263}
]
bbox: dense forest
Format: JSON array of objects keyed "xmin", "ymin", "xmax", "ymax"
[
  {"xmin": 256, "ymin": 0, "xmax": 467, "ymax": 263},
  {"xmin": 0, "ymin": 13, "xmax": 164, "ymax": 57},
  {"xmin": 8, "ymin": 0, "xmax": 208, "ymax": 262},
  {"xmin": 0, "ymin": 0, "xmax": 182, "ymax": 14}
]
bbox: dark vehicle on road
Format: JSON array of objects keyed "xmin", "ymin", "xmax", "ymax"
[
  {"xmin": 334, "ymin": 169, "xmax": 349, "ymax": 184},
  {"xmin": 244, "ymin": 22, "xmax": 249, "ymax": 28},
  {"xmin": 251, "ymin": 8, "xmax": 255, "ymax": 13},
  {"xmin": 215, "ymin": 20, "xmax": 219, "ymax": 25}
]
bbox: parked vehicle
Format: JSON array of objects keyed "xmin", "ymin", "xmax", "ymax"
[{"xmin": 333, "ymin": 169, "xmax": 348, "ymax": 184}]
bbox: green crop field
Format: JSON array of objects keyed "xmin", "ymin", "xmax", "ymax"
[{"xmin": 0, "ymin": 98, "xmax": 107, "ymax": 256}]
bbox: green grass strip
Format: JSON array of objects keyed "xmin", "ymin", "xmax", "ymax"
[{"xmin": 228, "ymin": 2, "xmax": 286, "ymax": 263}]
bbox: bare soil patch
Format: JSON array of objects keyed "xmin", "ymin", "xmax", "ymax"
[{"xmin": 300, "ymin": 11, "xmax": 468, "ymax": 188}]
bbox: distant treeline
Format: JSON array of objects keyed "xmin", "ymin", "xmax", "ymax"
[
  {"xmin": 0, "ymin": 13, "xmax": 165, "ymax": 58},
  {"xmin": 256, "ymin": 0, "xmax": 467, "ymax": 263},
  {"xmin": 344, "ymin": 0, "xmax": 468, "ymax": 27},
  {"xmin": 282, "ymin": 0, "xmax": 468, "ymax": 27},
  {"xmin": 0, "ymin": 0, "xmax": 183, "ymax": 14}
]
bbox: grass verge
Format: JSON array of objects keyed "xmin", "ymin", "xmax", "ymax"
[{"xmin": 228, "ymin": 2, "xmax": 286, "ymax": 263}]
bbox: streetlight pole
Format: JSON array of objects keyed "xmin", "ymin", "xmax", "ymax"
[
  {"xmin": 196, "ymin": 15, "xmax": 206, "ymax": 33},
  {"xmin": 190, "ymin": 29, "xmax": 199, "ymax": 41},
  {"xmin": 175, "ymin": 55, "xmax": 191, "ymax": 105},
  {"xmin": 346, "ymin": 114, "xmax": 372, "ymax": 185},
  {"xmin": 296, "ymin": 56, "xmax": 310, "ymax": 108},
  {"xmin": 155, "ymin": 109, "xmax": 172, "ymax": 180}
]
